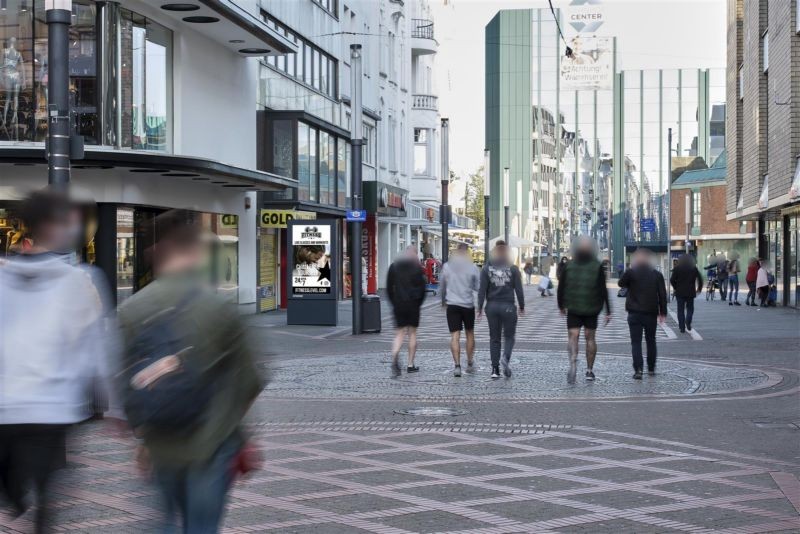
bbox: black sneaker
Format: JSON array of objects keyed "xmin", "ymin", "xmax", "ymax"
[
  {"xmin": 391, "ymin": 359, "xmax": 402, "ymax": 377},
  {"xmin": 648, "ymin": 368, "xmax": 656, "ymax": 376},
  {"xmin": 454, "ymin": 366, "xmax": 462, "ymax": 377},
  {"xmin": 734, "ymin": 301, "xmax": 741, "ymax": 306},
  {"xmin": 686, "ymin": 323, "xmax": 692, "ymax": 331},
  {"xmin": 729, "ymin": 301, "xmax": 733, "ymax": 306},
  {"xmin": 633, "ymin": 370, "xmax": 643, "ymax": 380},
  {"xmin": 491, "ymin": 365, "xmax": 500, "ymax": 379},
  {"xmin": 407, "ymin": 366, "xmax": 419, "ymax": 373},
  {"xmin": 501, "ymin": 355, "xmax": 512, "ymax": 378},
  {"xmin": 585, "ymin": 370, "xmax": 596, "ymax": 381}
]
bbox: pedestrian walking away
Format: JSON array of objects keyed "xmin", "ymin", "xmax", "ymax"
[
  {"xmin": 118, "ymin": 210, "xmax": 265, "ymax": 533},
  {"xmin": 727, "ymin": 252, "xmax": 741, "ymax": 305},
  {"xmin": 440, "ymin": 243, "xmax": 481, "ymax": 377},
  {"xmin": 619, "ymin": 248, "xmax": 667, "ymax": 379},
  {"xmin": 755, "ymin": 260, "xmax": 773, "ymax": 308},
  {"xmin": 477, "ymin": 241, "xmax": 525, "ymax": 379},
  {"xmin": 523, "ymin": 260, "xmax": 534, "ymax": 285},
  {"xmin": 745, "ymin": 257, "xmax": 759, "ymax": 306},
  {"xmin": 670, "ymin": 254, "xmax": 703, "ymax": 333},
  {"xmin": 0, "ymin": 190, "xmax": 113, "ymax": 534},
  {"xmin": 557, "ymin": 236, "xmax": 611, "ymax": 384},
  {"xmin": 386, "ymin": 246, "xmax": 428, "ymax": 376}
]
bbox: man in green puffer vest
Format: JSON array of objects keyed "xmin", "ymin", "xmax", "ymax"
[{"xmin": 557, "ymin": 236, "xmax": 611, "ymax": 384}]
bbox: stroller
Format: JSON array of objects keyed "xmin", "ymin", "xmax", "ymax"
[{"xmin": 705, "ymin": 268, "xmax": 719, "ymax": 301}]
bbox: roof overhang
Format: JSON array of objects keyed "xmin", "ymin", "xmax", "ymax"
[
  {"xmin": 0, "ymin": 146, "xmax": 297, "ymax": 191},
  {"xmin": 151, "ymin": 0, "xmax": 297, "ymax": 57}
]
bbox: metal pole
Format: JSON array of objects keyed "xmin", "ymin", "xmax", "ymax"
[
  {"xmin": 440, "ymin": 118, "xmax": 450, "ymax": 263},
  {"xmin": 503, "ymin": 167, "xmax": 510, "ymax": 245},
  {"xmin": 46, "ymin": 0, "xmax": 73, "ymax": 188},
  {"xmin": 483, "ymin": 149, "xmax": 491, "ymax": 262},
  {"xmin": 667, "ymin": 127, "xmax": 673, "ymax": 299},
  {"xmin": 684, "ymin": 192, "xmax": 691, "ymax": 254},
  {"xmin": 350, "ymin": 44, "xmax": 363, "ymax": 335}
]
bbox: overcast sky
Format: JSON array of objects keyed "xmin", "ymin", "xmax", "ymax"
[{"xmin": 431, "ymin": 0, "xmax": 727, "ymax": 178}]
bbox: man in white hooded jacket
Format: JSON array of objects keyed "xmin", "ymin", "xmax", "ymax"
[{"xmin": 0, "ymin": 190, "xmax": 109, "ymax": 533}]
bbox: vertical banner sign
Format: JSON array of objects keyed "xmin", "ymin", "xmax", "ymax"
[
  {"xmin": 363, "ymin": 214, "xmax": 378, "ymax": 294},
  {"xmin": 291, "ymin": 224, "xmax": 332, "ymax": 294}
]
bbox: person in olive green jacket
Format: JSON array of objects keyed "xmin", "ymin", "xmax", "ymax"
[
  {"xmin": 557, "ymin": 236, "xmax": 611, "ymax": 384},
  {"xmin": 117, "ymin": 210, "xmax": 264, "ymax": 533}
]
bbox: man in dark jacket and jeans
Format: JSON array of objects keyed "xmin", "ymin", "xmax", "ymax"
[
  {"xmin": 557, "ymin": 236, "xmax": 611, "ymax": 384},
  {"xmin": 669, "ymin": 254, "xmax": 703, "ymax": 333},
  {"xmin": 477, "ymin": 241, "xmax": 525, "ymax": 379},
  {"xmin": 386, "ymin": 246, "xmax": 427, "ymax": 376},
  {"xmin": 618, "ymin": 248, "xmax": 667, "ymax": 379}
]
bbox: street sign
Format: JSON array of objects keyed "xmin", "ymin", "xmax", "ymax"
[
  {"xmin": 346, "ymin": 210, "xmax": 367, "ymax": 222},
  {"xmin": 640, "ymin": 218, "xmax": 656, "ymax": 232}
]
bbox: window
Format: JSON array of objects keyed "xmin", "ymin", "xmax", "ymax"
[
  {"xmin": 692, "ymin": 190, "xmax": 701, "ymax": 228},
  {"xmin": 311, "ymin": 0, "xmax": 337, "ymax": 17},
  {"xmin": 389, "ymin": 117, "xmax": 397, "ymax": 172},
  {"xmin": 763, "ymin": 30, "xmax": 769, "ymax": 72},
  {"xmin": 309, "ymin": 126, "xmax": 318, "ymax": 202},
  {"xmin": 797, "ymin": 0, "xmax": 800, "ymax": 33},
  {"xmin": 337, "ymin": 139, "xmax": 347, "ymax": 207},
  {"xmin": 272, "ymin": 120, "xmax": 293, "ymax": 178},
  {"xmin": 738, "ymin": 65, "xmax": 744, "ymax": 100},
  {"xmin": 363, "ymin": 124, "xmax": 376, "ymax": 165},
  {"xmin": 262, "ymin": 13, "xmax": 337, "ymax": 99},
  {"xmin": 298, "ymin": 122, "xmax": 311, "ymax": 201},
  {"xmin": 319, "ymin": 131, "xmax": 331, "ymax": 205},
  {"xmin": 414, "ymin": 128, "xmax": 428, "ymax": 175}
]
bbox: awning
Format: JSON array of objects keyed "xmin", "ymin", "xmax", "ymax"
[
  {"xmin": 0, "ymin": 146, "xmax": 296, "ymax": 191},
  {"xmin": 152, "ymin": 0, "xmax": 297, "ymax": 57}
]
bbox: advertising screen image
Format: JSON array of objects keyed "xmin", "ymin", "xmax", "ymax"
[{"xmin": 291, "ymin": 224, "xmax": 332, "ymax": 295}]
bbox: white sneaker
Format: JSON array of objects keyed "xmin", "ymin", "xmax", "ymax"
[
  {"xmin": 454, "ymin": 366, "xmax": 462, "ymax": 377},
  {"xmin": 465, "ymin": 361, "xmax": 476, "ymax": 374}
]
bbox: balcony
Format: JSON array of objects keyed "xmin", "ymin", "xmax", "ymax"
[
  {"xmin": 412, "ymin": 94, "xmax": 438, "ymax": 111},
  {"xmin": 411, "ymin": 19, "xmax": 438, "ymax": 55}
]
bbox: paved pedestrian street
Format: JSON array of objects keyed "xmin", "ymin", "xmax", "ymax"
[{"xmin": 2, "ymin": 287, "xmax": 799, "ymax": 533}]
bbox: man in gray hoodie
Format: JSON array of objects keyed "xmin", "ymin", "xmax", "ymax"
[{"xmin": 440, "ymin": 244, "xmax": 480, "ymax": 376}]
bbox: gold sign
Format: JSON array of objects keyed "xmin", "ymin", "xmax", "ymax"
[{"xmin": 259, "ymin": 209, "xmax": 316, "ymax": 228}]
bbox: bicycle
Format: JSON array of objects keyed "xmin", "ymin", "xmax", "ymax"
[{"xmin": 705, "ymin": 270, "xmax": 718, "ymax": 301}]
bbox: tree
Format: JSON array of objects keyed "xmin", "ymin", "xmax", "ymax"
[{"xmin": 464, "ymin": 166, "xmax": 485, "ymax": 229}]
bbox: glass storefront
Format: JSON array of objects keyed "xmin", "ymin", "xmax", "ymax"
[
  {"xmin": 0, "ymin": 0, "xmax": 171, "ymax": 149},
  {"xmin": 785, "ymin": 213, "xmax": 799, "ymax": 308}
]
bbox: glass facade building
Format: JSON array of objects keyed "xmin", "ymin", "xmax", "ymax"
[{"xmin": 485, "ymin": 8, "xmax": 725, "ymax": 268}]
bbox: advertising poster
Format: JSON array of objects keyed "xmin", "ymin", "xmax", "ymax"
[
  {"xmin": 560, "ymin": 36, "xmax": 613, "ymax": 91},
  {"xmin": 291, "ymin": 224, "xmax": 332, "ymax": 295}
]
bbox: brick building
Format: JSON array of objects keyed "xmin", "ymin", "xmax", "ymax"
[
  {"xmin": 726, "ymin": 0, "xmax": 800, "ymax": 306},
  {"xmin": 671, "ymin": 151, "xmax": 757, "ymax": 265}
]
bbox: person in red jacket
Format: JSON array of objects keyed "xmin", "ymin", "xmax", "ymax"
[{"xmin": 744, "ymin": 257, "xmax": 759, "ymax": 306}]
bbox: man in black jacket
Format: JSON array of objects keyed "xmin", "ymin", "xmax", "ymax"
[
  {"xmin": 618, "ymin": 249, "xmax": 667, "ymax": 379},
  {"xmin": 670, "ymin": 254, "xmax": 703, "ymax": 333},
  {"xmin": 386, "ymin": 246, "xmax": 427, "ymax": 376}
]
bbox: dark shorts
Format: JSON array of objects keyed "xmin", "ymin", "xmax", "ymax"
[
  {"xmin": 446, "ymin": 305, "xmax": 475, "ymax": 332},
  {"xmin": 394, "ymin": 304, "xmax": 421, "ymax": 328},
  {"xmin": 566, "ymin": 312, "xmax": 598, "ymax": 330}
]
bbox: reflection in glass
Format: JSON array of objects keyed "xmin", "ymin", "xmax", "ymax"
[{"xmin": 298, "ymin": 122, "xmax": 310, "ymax": 201}]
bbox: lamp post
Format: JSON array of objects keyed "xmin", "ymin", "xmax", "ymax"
[
  {"xmin": 440, "ymin": 118, "xmax": 450, "ymax": 263},
  {"xmin": 46, "ymin": 0, "xmax": 72, "ymax": 188},
  {"xmin": 350, "ymin": 44, "xmax": 363, "ymax": 335},
  {"xmin": 685, "ymin": 192, "xmax": 691, "ymax": 255},
  {"xmin": 503, "ymin": 167, "xmax": 510, "ymax": 246},
  {"xmin": 483, "ymin": 149, "xmax": 491, "ymax": 262}
]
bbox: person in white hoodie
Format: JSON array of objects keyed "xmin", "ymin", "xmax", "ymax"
[
  {"xmin": 0, "ymin": 190, "xmax": 109, "ymax": 533},
  {"xmin": 440, "ymin": 244, "xmax": 481, "ymax": 376}
]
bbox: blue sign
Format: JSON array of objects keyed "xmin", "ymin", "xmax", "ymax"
[
  {"xmin": 346, "ymin": 210, "xmax": 367, "ymax": 222},
  {"xmin": 640, "ymin": 218, "xmax": 656, "ymax": 232}
]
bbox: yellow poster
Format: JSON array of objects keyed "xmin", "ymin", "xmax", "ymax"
[{"xmin": 259, "ymin": 209, "xmax": 315, "ymax": 229}]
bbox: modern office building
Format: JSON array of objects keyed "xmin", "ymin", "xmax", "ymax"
[
  {"xmin": 726, "ymin": 0, "xmax": 800, "ymax": 307},
  {"xmin": 485, "ymin": 8, "xmax": 724, "ymax": 272},
  {"xmin": 0, "ymin": 0, "xmax": 295, "ymax": 307}
]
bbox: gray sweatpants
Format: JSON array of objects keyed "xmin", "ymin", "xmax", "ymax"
[{"xmin": 485, "ymin": 301, "xmax": 518, "ymax": 366}]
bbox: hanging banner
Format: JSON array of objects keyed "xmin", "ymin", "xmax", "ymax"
[
  {"xmin": 560, "ymin": 36, "xmax": 613, "ymax": 91},
  {"xmin": 291, "ymin": 224, "xmax": 332, "ymax": 295},
  {"xmin": 363, "ymin": 214, "xmax": 378, "ymax": 294}
]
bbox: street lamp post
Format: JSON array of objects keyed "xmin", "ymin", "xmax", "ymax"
[
  {"xmin": 503, "ymin": 167, "xmax": 510, "ymax": 246},
  {"xmin": 441, "ymin": 118, "xmax": 450, "ymax": 263},
  {"xmin": 46, "ymin": 0, "xmax": 72, "ymax": 188},
  {"xmin": 350, "ymin": 44, "xmax": 363, "ymax": 335},
  {"xmin": 483, "ymin": 149, "xmax": 491, "ymax": 262},
  {"xmin": 685, "ymin": 192, "xmax": 691, "ymax": 255}
]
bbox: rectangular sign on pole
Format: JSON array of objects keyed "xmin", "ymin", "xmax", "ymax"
[
  {"xmin": 346, "ymin": 210, "xmax": 367, "ymax": 222},
  {"xmin": 287, "ymin": 219, "xmax": 338, "ymax": 325},
  {"xmin": 640, "ymin": 218, "xmax": 657, "ymax": 232}
]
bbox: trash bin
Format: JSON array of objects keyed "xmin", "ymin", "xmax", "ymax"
[{"xmin": 361, "ymin": 294, "xmax": 382, "ymax": 333}]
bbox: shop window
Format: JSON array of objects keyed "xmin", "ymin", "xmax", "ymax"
[
  {"xmin": 116, "ymin": 207, "xmax": 135, "ymax": 304},
  {"xmin": 692, "ymin": 190, "xmax": 701, "ymax": 229},
  {"xmin": 272, "ymin": 120, "xmax": 294, "ymax": 178},
  {"xmin": 337, "ymin": 138, "xmax": 347, "ymax": 207},
  {"xmin": 319, "ymin": 131, "xmax": 331, "ymax": 205}
]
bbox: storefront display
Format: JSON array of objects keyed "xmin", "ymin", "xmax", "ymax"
[{"xmin": 291, "ymin": 224, "xmax": 332, "ymax": 295}]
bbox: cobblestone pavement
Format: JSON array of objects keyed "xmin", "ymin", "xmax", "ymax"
[{"xmin": 2, "ymin": 286, "xmax": 799, "ymax": 533}]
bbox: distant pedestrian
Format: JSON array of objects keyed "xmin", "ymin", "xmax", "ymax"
[
  {"xmin": 618, "ymin": 249, "xmax": 667, "ymax": 379},
  {"xmin": 745, "ymin": 257, "xmax": 759, "ymax": 306},
  {"xmin": 670, "ymin": 254, "xmax": 703, "ymax": 333},
  {"xmin": 0, "ymin": 190, "xmax": 111, "ymax": 534},
  {"xmin": 556, "ymin": 256, "xmax": 569, "ymax": 282},
  {"xmin": 523, "ymin": 260, "xmax": 534, "ymax": 285},
  {"xmin": 440, "ymin": 244, "xmax": 480, "ymax": 377},
  {"xmin": 716, "ymin": 254, "xmax": 729, "ymax": 301},
  {"xmin": 386, "ymin": 246, "xmax": 427, "ymax": 375},
  {"xmin": 557, "ymin": 236, "xmax": 611, "ymax": 384},
  {"xmin": 118, "ymin": 210, "xmax": 264, "ymax": 533},
  {"xmin": 756, "ymin": 260, "xmax": 772, "ymax": 308},
  {"xmin": 727, "ymin": 252, "xmax": 741, "ymax": 306},
  {"xmin": 478, "ymin": 241, "xmax": 525, "ymax": 379}
]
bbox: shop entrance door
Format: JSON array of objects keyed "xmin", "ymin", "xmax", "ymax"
[{"xmin": 258, "ymin": 228, "xmax": 279, "ymax": 312}]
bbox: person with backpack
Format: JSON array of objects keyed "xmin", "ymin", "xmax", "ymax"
[
  {"xmin": 670, "ymin": 254, "xmax": 703, "ymax": 332},
  {"xmin": 745, "ymin": 257, "xmax": 760, "ymax": 306},
  {"xmin": 118, "ymin": 210, "xmax": 264, "ymax": 533},
  {"xmin": 386, "ymin": 246, "xmax": 428, "ymax": 376},
  {"xmin": 440, "ymin": 244, "xmax": 481, "ymax": 377},
  {"xmin": 618, "ymin": 248, "xmax": 667, "ymax": 379},
  {"xmin": 0, "ymin": 190, "xmax": 112, "ymax": 534},
  {"xmin": 477, "ymin": 241, "xmax": 525, "ymax": 379},
  {"xmin": 557, "ymin": 236, "xmax": 611, "ymax": 384}
]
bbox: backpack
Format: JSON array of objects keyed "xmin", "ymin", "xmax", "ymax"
[{"xmin": 124, "ymin": 296, "xmax": 214, "ymax": 432}]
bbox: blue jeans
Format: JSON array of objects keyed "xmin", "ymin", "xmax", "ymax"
[
  {"xmin": 154, "ymin": 432, "xmax": 242, "ymax": 533},
  {"xmin": 728, "ymin": 274, "xmax": 739, "ymax": 302}
]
